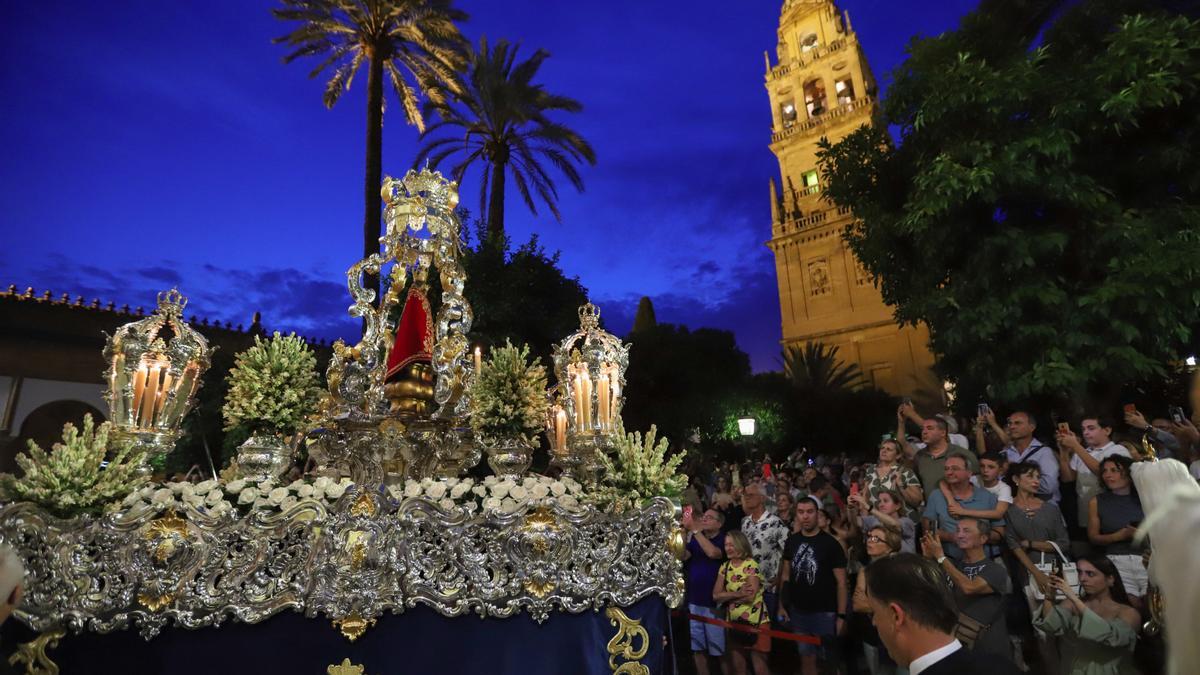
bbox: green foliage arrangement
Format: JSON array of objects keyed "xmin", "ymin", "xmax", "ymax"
[
  {"xmin": 590, "ymin": 425, "xmax": 687, "ymax": 512},
  {"xmin": 469, "ymin": 340, "xmax": 549, "ymax": 446},
  {"xmin": 222, "ymin": 332, "xmax": 322, "ymax": 436},
  {"xmin": 0, "ymin": 414, "xmax": 147, "ymax": 518},
  {"xmin": 818, "ymin": 2, "xmax": 1200, "ymax": 407}
]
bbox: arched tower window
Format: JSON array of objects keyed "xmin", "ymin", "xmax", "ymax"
[{"xmin": 803, "ymin": 79, "xmax": 827, "ymax": 118}]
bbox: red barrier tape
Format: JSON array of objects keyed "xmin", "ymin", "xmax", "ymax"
[{"xmin": 671, "ymin": 609, "xmax": 822, "ymax": 645}]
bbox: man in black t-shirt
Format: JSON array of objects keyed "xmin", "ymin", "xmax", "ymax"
[{"xmin": 778, "ymin": 497, "xmax": 847, "ymax": 675}]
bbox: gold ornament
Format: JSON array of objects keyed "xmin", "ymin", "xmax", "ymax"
[
  {"xmin": 327, "ymin": 658, "xmax": 366, "ymax": 675},
  {"xmin": 605, "ymin": 607, "xmax": 650, "ymax": 675},
  {"xmin": 333, "ymin": 612, "xmax": 376, "ymax": 642},
  {"xmin": 7, "ymin": 629, "xmax": 64, "ymax": 675}
]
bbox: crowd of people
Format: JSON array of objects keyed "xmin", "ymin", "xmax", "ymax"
[{"xmin": 678, "ymin": 402, "xmax": 1198, "ymax": 675}]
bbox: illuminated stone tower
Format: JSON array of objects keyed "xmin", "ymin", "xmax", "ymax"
[{"xmin": 764, "ymin": 0, "xmax": 938, "ymax": 396}]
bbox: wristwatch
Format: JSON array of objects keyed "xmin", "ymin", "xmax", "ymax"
[{"xmin": 936, "ymin": 555, "xmax": 947, "ymax": 565}]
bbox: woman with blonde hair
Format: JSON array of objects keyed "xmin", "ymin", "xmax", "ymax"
[{"xmin": 713, "ymin": 530, "xmax": 769, "ymax": 675}]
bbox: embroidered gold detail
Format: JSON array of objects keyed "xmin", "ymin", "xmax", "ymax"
[
  {"xmin": 605, "ymin": 607, "xmax": 650, "ymax": 675},
  {"xmin": 333, "ymin": 612, "xmax": 376, "ymax": 642},
  {"xmin": 524, "ymin": 577, "xmax": 555, "ymax": 599},
  {"xmin": 137, "ymin": 590, "xmax": 177, "ymax": 612},
  {"xmin": 327, "ymin": 658, "xmax": 366, "ymax": 675},
  {"xmin": 7, "ymin": 629, "xmax": 64, "ymax": 675}
]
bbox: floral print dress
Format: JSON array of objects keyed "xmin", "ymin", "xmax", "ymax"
[{"xmin": 720, "ymin": 558, "xmax": 767, "ymax": 625}]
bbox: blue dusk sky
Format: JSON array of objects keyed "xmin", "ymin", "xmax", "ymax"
[{"xmin": 0, "ymin": 1, "xmax": 978, "ymax": 371}]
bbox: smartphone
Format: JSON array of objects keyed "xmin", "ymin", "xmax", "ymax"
[
  {"xmin": 849, "ymin": 483, "xmax": 859, "ymax": 498},
  {"xmin": 682, "ymin": 505, "xmax": 693, "ymax": 523},
  {"xmin": 1123, "ymin": 403, "xmax": 1137, "ymax": 414},
  {"xmin": 977, "ymin": 403, "xmax": 990, "ymax": 418},
  {"xmin": 1051, "ymin": 557, "xmax": 1063, "ymax": 579},
  {"xmin": 1169, "ymin": 406, "xmax": 1185, "ymax": 424},
  {"xmin": 1051, "ymin": 411, "xmax": 1068, "ymax": 433}
]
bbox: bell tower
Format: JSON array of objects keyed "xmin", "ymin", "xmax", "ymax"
[{"xmin": 764, "ymin": 0, "xmax": 938, "ymax": 397}]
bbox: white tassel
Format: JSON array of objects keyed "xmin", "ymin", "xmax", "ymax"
[{"xmin": 1131, "ymin": 459, "xmax": 1200, "ymax": 675}]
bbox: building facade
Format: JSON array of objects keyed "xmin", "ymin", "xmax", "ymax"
[{"xmin": 764, "ymin": 0, "xmax": 938, "ymax": 397}]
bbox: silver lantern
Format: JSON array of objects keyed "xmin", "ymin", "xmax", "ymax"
[
  {"xmin": 551, "ymin": 303, "xmax": 630, "ymax": 483},
  {"xmin": 102, "ymin": 289, "xmax": 212, "ymax": 470}
]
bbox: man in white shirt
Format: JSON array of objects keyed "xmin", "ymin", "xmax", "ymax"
[
  {"xmin": 1055, "ymin": 416, "xmax": 1130, "ymax": 527},
  {"xmin": 863, "ymin": 553, "xmax": 1020, "ymax": 675},
  {"xmin": 1002, "ymin": 411, "xmax": 1059, "ymax": 503}
]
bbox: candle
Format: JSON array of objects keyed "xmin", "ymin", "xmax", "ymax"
[
  {"xmin": 555, "ymin": 407, "xmax": 568, "ymax": 453},
  {"xmin": 166, "ymin": 364, "xmax": 197, "ymax": 425},
  {"xmin": 580, "ymin": 370, "xmax": 592, "ymax": 430},
  {"xmin": 154, "ymin": 372, "xmax": 174, "ymax": 423},
  {"xmin": 473, "ymin": 346, "xmax": 482, "ymax": 374},
  {"xmin": 140, "ymin": 364, "xmax": 161, "ymax": 428},
  {"xmin": 573, "ymin": 370, "xmax": 585, "ymax": 429},
  {"xmin": 598, "ymin": 374, "xmax": 610, "ymax": 430},
  {"xmin": 131, "ymin": 365, "xmax": 147, "ymax": 426}
]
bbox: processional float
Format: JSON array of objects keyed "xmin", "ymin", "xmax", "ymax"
[{"xmin": 0, "ymin": 168, "xmax": 684, "ymax": 675}]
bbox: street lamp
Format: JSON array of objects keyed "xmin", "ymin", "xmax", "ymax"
[{"xmin": 737, "ymin": 416, "xmax": 756, "ymax": 437}]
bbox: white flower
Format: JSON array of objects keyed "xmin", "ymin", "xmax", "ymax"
[
  {"xmin": 444, "ymin": 477, "xmax": 460, "ymax": 488},
  {"xmin": 297, "ymin": 484, "xmax": 315, "ymax": 499},
  {"xmin": 425, "ymin": 482, "xmax": 448, "ymax": 500},
  {"xmin": 490, "ymin": 483, "xmax": 510, "ymax": 499},
  {"xmin": 212, "ymin": 502, "xmax": 231, "ymax": 516},
  {"xmin": 309, "ymin": 487, "xmax": 325, "ymax": 501},
  {"xmin": 497, "ymin": 478, "xmax": 516, "ymax": 492},
  {"xmin": 183, "ymin": 493, "xmax": 205, "ymax": 509},
  {"xmin": 314, "ymin": 476, "xmax": 333, "ymax": 491},
  {"xmin": 403, "ymin": 482, "xmax": 423, "ymax": 498},
  {"xmin": 483, "ymin": 476, "xmax": 498, "ymax": 486},
  {"xmin": 280, "ymin": 496, "xmax": 298, "ymax": 512},
  {"xmin": 522, "ymin": 477, "xmax": 538, "ymax": 489},
  {"xmin": 450, "ymin": 483, "xmax": 471, "ymax": 499},
  {"xmin": 253, "ymin": 497, "xmax": 269, "ymax": 509},
  {"xmin": 420, "ymin": 477, "xmax": 434, "ymax": 488},
  {"xmin": 139, "ymin": 485, "xmax": 155, "ymax": 498},
  {"xmin": 257, "ymin": 479, "xmax": 276, "ymax": 491},
  {"xmin": 339, "ymin": 477, "xmax": 352, "ymax": 486},
  {"xmin": 562, "ymin": 477, "xmax": 581, "ymax": 493},
  {"xmin": 530, "ymin": 483, "xmax": 550, "ymax": 499},
  {"xmin": 438, "ymin": 497, "xmax": 456, "ymax": 511},
  {"xmin": 225, "ymin": 479, "xmax": 246, "ymax": 494},
  {"xmin": 204, "ymin": 490, "xmax": 225, "ymax": 507},
  {"xmin": 500, "ymin": 497, "xmax": 519, "ymax": 513},
  {"xmin": 483, "ymin": 497, "xmax": 502, "ymax": 511},
  {"xmin": 195, "ymin": 479, "xmax": 218, "ymax": 494},
  {"xmin": 558, "ymin": 494, "xmax": 579, "ymax": 509},
  {"xmin": 237, "ymin": 487, "xmax": 260, "ymax": 505},
  {"xmin": 151, "ymin": 488, "xmax": 174, "ymax": 505},
  {"xmin": 287, "ymin": 479, "xmax": 305, "ymax": 490},
  {"xmin": 509, "ymin": 485, "xmax": 528, "ymax": 501},
  {"xmin": 268, "ymin": 487, "xmax": 290, "ymax": 505},
  {"xmin": 122, "ymin": 492, "xmax": 140, "ymax": 506},
  {"xmin": 324, "ymin": 483, "xmax": 346, "ymax": 500},
  {"xmin": 471, "ymin": 486, "xmax": 488, "ymax": 498},
  {"xmin": 550, "ymin": 482, "xmax": 567, "ymax": 497}
]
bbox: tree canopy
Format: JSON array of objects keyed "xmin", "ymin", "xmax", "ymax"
[
  {"xmin": 415, "ymin": 37, "xmax": 596, "ymax": 243},
  {"xmin": 818, "ymin": 0, "xmax": 1200, "ymax": 410}
]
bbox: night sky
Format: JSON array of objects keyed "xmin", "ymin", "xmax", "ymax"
[{"xmin": 0, "ymin": 1, "xmax": 978, "ymax": 371}]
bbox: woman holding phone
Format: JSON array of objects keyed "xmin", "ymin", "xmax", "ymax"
[{"xmin": 1034, "ymin": 554, "xmax": 1139, "ymax": 674}]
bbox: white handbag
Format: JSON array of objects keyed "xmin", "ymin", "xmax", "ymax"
[{"xmin": 1029, "ymin": 541, "xmax": 1078, "ymax": 600}]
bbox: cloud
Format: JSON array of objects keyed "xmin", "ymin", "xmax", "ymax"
[{"xmin": 596, "ymin": 257, "xmax": 781, "ymax": 372}]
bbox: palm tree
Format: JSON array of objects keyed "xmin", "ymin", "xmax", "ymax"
[
  {"xmin": 273, "ymin": 0, "xmax": 469, "ymax": 301},
  {"xmin": 414, "ymin": 37, "xmax": 596, "ymax": 245},
  {"xmin": 781, "ymin": 342, "xmax": 864, "ymax": 393}
]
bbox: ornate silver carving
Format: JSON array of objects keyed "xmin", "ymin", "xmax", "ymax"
[{"xmin": 0, "ymin": 495, "xmax": 683, "ymax": 639}]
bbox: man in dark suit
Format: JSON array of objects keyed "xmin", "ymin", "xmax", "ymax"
[{"xmin": 863, "ymin": 553, "xmax": 1021, "ymax": 675}]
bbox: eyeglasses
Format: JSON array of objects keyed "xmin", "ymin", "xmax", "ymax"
[{"xmin": 866, "ymin": 535, "xmax": 884, "ymax": 543}]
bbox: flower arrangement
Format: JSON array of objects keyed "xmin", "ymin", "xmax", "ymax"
[
  {"xmin": 386, "ymin": 474, "xmax": 586, "ymax": 514},
  {"xmin": 589, "ymin": 425, "xmax": 686, "ymax": 512},
  {"xmin": 469, "ymin": 341, "xmax": 549, "ymax": 446},
  {"xmin": 119, "ymin": 475, "xmax": 354, "ymax": 516},
  {"xmin": 0, "ymin": 414, "xmax": 147, "ymax": 518},
  {"xmin": 222, "ymin": 332, "xmax": 322, "ymax": 435}
]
